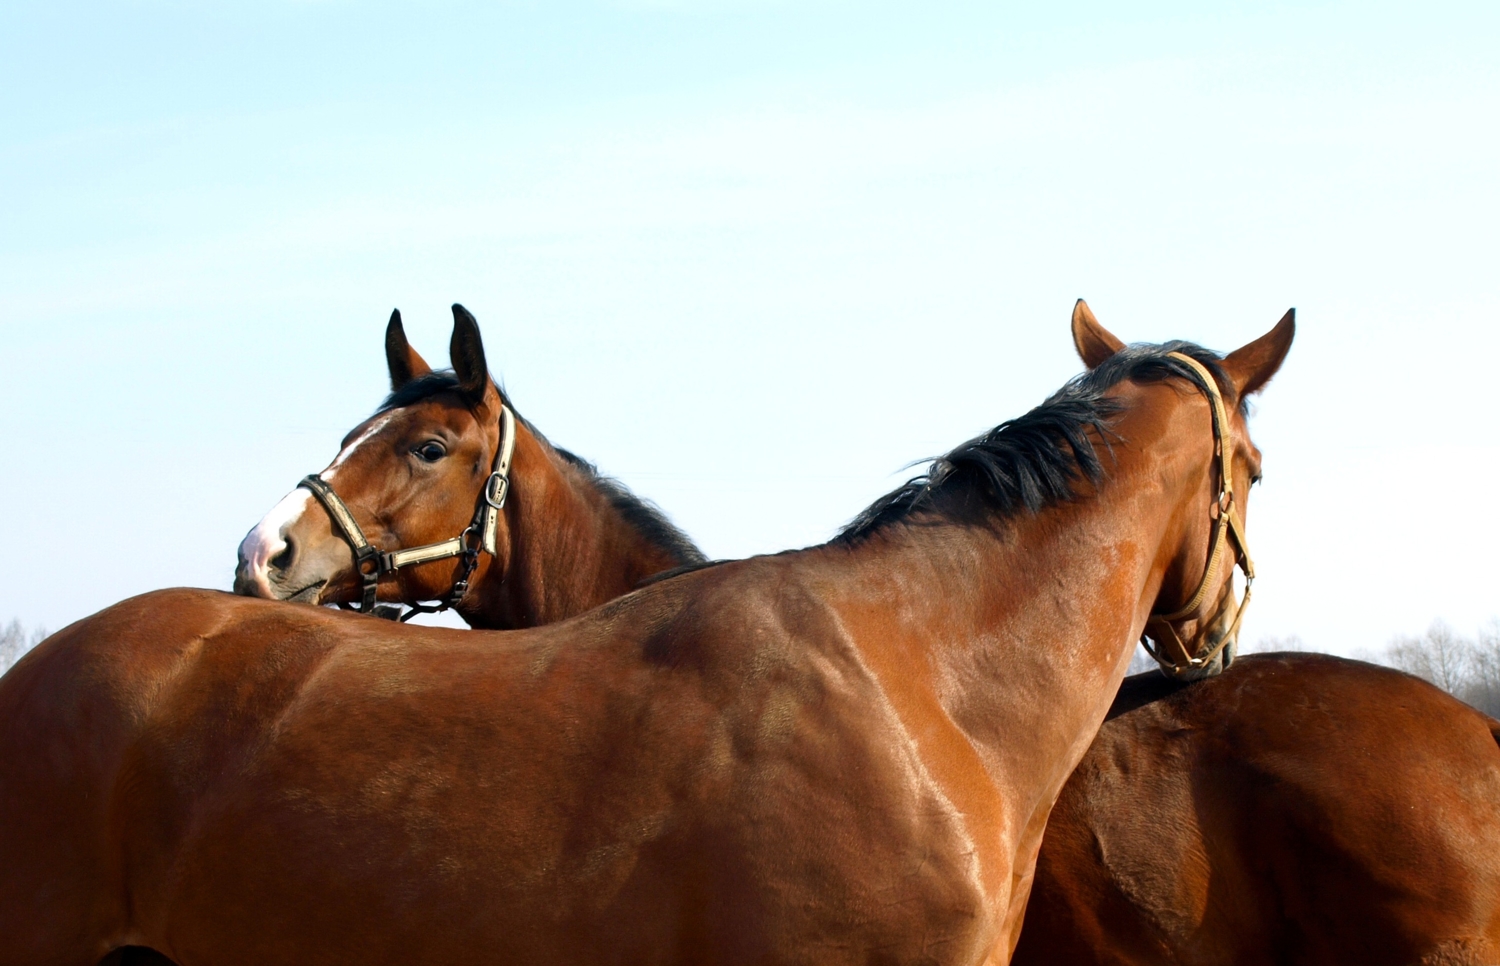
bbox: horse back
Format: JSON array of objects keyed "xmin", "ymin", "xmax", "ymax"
[
  {"xmin": 1017, "ymin": 653, "xmax": 1500, "ymax": 966},
  {"xmin": 6, "ymin": 571, "xmax": 998, "ymax": 965}
]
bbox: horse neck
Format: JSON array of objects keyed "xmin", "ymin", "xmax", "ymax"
[
  {"xmin": 458, "ymin": 429, "xmax": 697, "ymax": 630},
  {"xmin": 816, "ymin": 418, "xmax": 1200, "ymax": 820}
]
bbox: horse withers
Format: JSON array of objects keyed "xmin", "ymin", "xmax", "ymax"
[{"xmin": 0, "ymin": 304, "xmax": 1290, "ymax": 965}]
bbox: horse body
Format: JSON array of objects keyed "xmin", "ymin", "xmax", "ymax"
[
  {"xmin": 1013, "ymin": 652, "xmax": 1500, "ymax": 966},
  {"xmin": 0, "ymin": 304, "xmax": 1291, "ymax": 964},
  {"xmin": 2, "ymin": 403, "xmax": 1232, "ymax": 963}
]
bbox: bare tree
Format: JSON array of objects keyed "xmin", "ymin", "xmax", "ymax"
[
  {"xmin": 1466, "ymin": 621, "xmax": 1500, "ymax": 718},
  {"xmin": 0, "ymin": 620, "xmax": 47, "ymax": 676},
  {"xmin": 1375, "ymin": 621, "xmax": 1500, "ymax": 718},
  {"xmin": 1386, "ymin": 621, "xmax": 1473, "ymax": 695}
]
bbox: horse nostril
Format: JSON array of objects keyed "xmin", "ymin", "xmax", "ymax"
[{"xmin": 269, "ymin": 538, "xmax": 296, "ymax": 575}]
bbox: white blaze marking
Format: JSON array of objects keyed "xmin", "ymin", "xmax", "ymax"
[
  {"xmin": 324, "ymin": 413, "xmax": 396, "ymax": 480},
  {"xmin": 237, "ymin": 488, "xmax": 314, "ymax": 597},
  {"xmin": 238, "ymin": 412, "xmax": 396, "ymax": 597}
]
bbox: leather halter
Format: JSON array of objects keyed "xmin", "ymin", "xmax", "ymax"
[
  {"xmin": 1140, "ymin": 353, "xmax": 1256, "ymax": 678},
  {"xmin": 298, "ymin": 404, "xmax": 517, "ymax": 621}
]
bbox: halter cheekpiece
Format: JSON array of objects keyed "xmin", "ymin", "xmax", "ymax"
[
  {"xmin": 298, "ymin": 405, "xmax": 517, "ymax": 621},
  {"xmin": 1140, "ymin": 353, "xmax": 1256, "ymax": 678}
]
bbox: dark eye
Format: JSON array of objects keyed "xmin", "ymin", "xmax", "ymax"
[
  {"xmin": 1251, "ymin": 473, "xmax": 1263, "ymax": 486},
  {"xmin": 414, "ymin": 441, "xmax": 447, "ymax": 463}
]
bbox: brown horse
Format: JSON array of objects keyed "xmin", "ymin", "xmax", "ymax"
[
  {"xmin": 235, "ymin": 307, "xmax": 1500, "ymax": 965},
  {"xmin": 0, "ymin": 304, "xmax": 1291, "ymax": 965},
  {"xmin": 233, "ymin": 305, "xmax": 703, "ymax": 628},
  {"xmin": 1001, "ymin": 322, "xmax": 1500, "ymax": 966},
  {"xmin": 1013, "ymin": 652, "xmax": 1500, "ymax": 966}
]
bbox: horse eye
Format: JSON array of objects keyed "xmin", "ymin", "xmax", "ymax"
[
  {"xmin": 1251, "ymin": 473, "xmax": 1263, "ymax": 486},
  {"xmin": 414, "ymin": 441, "xmax": 447, "ymax": 463}
]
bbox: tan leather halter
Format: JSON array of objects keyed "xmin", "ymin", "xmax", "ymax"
[
  {"xmin": 298, "ymin": 404, "xmax": 517, "ymax": 620},
  {"xmin": 1141, "ymin": 353, "xmax": 1256, "ymax": 678}
]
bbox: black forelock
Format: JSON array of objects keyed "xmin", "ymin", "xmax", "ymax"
[
  {"xmin": 836, "ymin": 341, "xmax": 1232, "ymax": 543},
  {"xmin": 378, "ymin": 370, "xmax": 472, "ymax": 413}
]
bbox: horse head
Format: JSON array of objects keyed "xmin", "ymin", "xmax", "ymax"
[
  {"xmin": 1072, "ymin": 299, "xmax": 1293, "ymax": 679},
  {"xmin": 234, "ymin": 304, "xmax": 517, "ymax": 618}
]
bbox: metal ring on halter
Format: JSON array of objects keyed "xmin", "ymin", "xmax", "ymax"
[
  {"xmin": 484, "ymin": 473, "xmax": 510, "ymax": 511},
  {"xmin": 296, "ymin": 403, "xmax": 517, "ymax": 619},
  {"xmin": 1140, "ymin": 353, "xmax": 1257, "ymax": 678}
]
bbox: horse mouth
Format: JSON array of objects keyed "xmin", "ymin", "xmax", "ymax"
[{"xmin": 285, "ymin": 581, "xmax": 326, "ymax": 604}]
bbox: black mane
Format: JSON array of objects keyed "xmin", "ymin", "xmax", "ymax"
[
  {"xmin": 379, "ymin": 370, "xmax": 468, "ymax": 412},
  {"xmin": 378, "ymin": 369, "xmax": 705, "ymax": 568},
  {"xmin": 837, "ymin": 342, "xmax": 1232, "ymax": 543},
  {"xmin": 552, "ymin": 448, "xmax": 708, "ymax": 567}
]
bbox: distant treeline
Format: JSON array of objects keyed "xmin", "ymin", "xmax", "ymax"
[{"xmin": 1361, "ymin": 621, "xmax": 1500, "ymax": 719}]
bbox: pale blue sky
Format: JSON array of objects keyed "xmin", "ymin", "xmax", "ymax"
[{"xmin": 3, "ymin": 0, "xmax": 1498, "ymax": 653}]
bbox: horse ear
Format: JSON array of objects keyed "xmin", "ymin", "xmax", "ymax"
[
  {"xmin": 1222, "ymin": 308, "xmax": 1295, "ymax": 398},
  {"xmin": 1071, "ymin": 299, "xmax": 1125, "ymax": 369},
  {"xmin": 449, "ymin": 303, "xmax": 491, "ymax": 405},
  {"xmin": 385, "ymin": 309, "xmax": 433, "ymax": 391}
]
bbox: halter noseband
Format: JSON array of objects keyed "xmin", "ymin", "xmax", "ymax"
[
  {"xmin": 297, "ymin": 404, "xmax": 517, "ymax": 621},
  {"xmin": 1140, "ymin": 353, "xmax": 1256, "ymax": 678}
]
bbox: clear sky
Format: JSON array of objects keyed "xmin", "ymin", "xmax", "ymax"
[{"xmin": 2, "ymin": 0, "xmax": 1497, "ymax": 655}]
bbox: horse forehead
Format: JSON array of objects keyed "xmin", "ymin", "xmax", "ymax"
[
  {"xmin": 326, "ymin": 404, "xmax": 483, "ymax": 481},
  {"xmin": 327, "ymin": 413, "xmax": 399, "ymax": 475}
]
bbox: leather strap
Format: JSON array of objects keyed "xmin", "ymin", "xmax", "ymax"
[
  {"xmin": 479, "ymin": 405, "xmax": 516, "ymax": 555},
  {"xmin": 386, "ymin": 538, "xmax": 467, "ymax": 570},
  {"xmin": 1141, "ymin": 353, "xmax": 1256, "ymax": 677},
  {"xmin": 299, "ymin": 474, "xmax": 383, "ymax": 611},
  {"xmin": 297, "ymin": 403, "xmax": 517, "ymax": 618}
]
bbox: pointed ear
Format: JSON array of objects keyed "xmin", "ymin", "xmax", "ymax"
[
  {"xmin": 449, "ymin": 303, "xmax": 491, "ymax": 405},
  {"xmin": 1222, "ymin": 308, "xmax": 1295, "ymax": 398},
  {"xmin": 1071, "ymin": 299, "xmax": 1125, "ymax": 369},
  {"xmin": 385, "ymin": 309, "xmax": 433, "ymax": 391}
]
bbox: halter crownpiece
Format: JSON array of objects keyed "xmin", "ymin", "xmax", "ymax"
[
  {"xmin": 298, "ymin": 403, "xmax": 517, "ymax": 620},
  {"xmin": 1140, "ymin": 352, "xmax": 1256, "ymax": 678}
]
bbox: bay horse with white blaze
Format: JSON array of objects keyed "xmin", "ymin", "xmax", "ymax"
[
  {"xmin": 233, "ymin": 304, "xmax": 704, "ymax": 628},
  {"xmin": 0, "ymin": 304, "xmax": 1290, "ymax": 965}
]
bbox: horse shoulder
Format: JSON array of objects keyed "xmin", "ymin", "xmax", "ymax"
[{"xmin": 631, "ymin": 561, "xmax": 998, "ymax": 962}]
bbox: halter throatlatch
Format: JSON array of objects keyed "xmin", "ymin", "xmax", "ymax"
[
  {"xmin": 1140, "ymin": 353, "xmax": 1256, "ymax": 678},
  {"xmin": 299, "ymin": 404, "xmax": 517, "ymax": 621}
]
